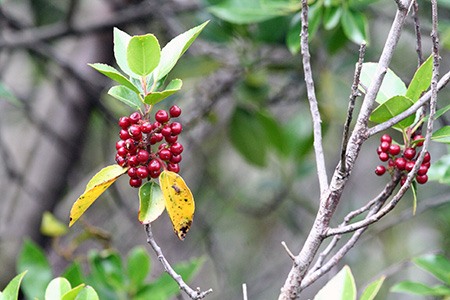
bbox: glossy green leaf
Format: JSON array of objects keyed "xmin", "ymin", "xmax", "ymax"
[
  {"xmin": 126, "ymin": 247, "xmax": 151, "ymax": 291},
  {"xmin": 45, "ymin": 277, "xmax": 72, "ymax": 300},
  {"xmin": 108, "ymin": 85, "xmax": 143, "ymax": 111},
  {"xmin": 138, "ymin": 181, "xmax": 165, "ymax": 224},
  {"xmin": 69, "ymin": 165, "xmax": 128, "ymax": 227},
  {"xmin": 0, "ymin": 82, "xmax": 22, "ymax": 107},
  {"xmin": 431, "ymin": 126, "xmax": 450, "ymax": 144},
  {"xmin": 341, "ymin": 8, "xmax": 367, "ymax": 44},
  {"xmin": 323, "ymin": 6, "xmax": 342, "ymax": 30},
  {"xmin": 0, "ymin": 271, "xmax": 27, "ymax": 300},
  {"xmin": 40, "ymin": 211, "xmax": 68, "ymax": 237},
  {"xmin": 391, "ymin": 281, "xmax": 450, "ymax": 295},
  {"xmin": 406, "ymin": 55, "xmax": 433, "ymax": 101},
  {"xmin": 61, "ymin": 284, "xmax": 85, "ymax": 300},
  {"xmin": 62, "ymin": 262, "xmax": 85, "ymax": 288},
  {"xmin": 113, "ymin": 27, "xmax": 138, "ymax": 78},
  {"xmin": 88, "ymin": 250, "xmax": 125, "ymax": 290},
  {"xmin": 229, "ymin": 106, "xmax": 268, "ymax": 166},
  {"xmin": 360, "ymin": 276, "xmax": 385, "ymax": 300},
  {"xmin": 314, "ymin": 265, "xmax": 356, "ymax": 300},
  {"xmin": 360, "ymin": 63, "xmax": 406, "ymax": 104},
  {"xmin": 88, "ymin": 63, "xmax": 140, "ymax": 94},
  {"xmin": 74, "ymin": 286, "xmax": 99, "ymax": 300},
  {"xmin": 127, "ymin": 34, "xmax": 161, "ymax": 77},
  {"xmin": 208, "ymin": 0, "xmax": 284, "ymax": 24},
  {"xmin": 413, "ymin": 254, "xmax": 450, "ymax": 285},
  {"xmin": 370, "ymin": 95, "xmax": 415, "ymax": 130},
  {"xmin": 143, "ymin": 79, "xmax": 182, "ymax": 105},
  {"xmin": 153, "ymin": 21, "xmax": 209, "ymax": 82},
  {"xmin": 17, "ymin": 240, "xmax": 52, "ymax": 300}
]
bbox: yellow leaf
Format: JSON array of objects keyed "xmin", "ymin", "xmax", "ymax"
[
  {"xmin": 69, "ymin": 165, "xmax": 127, "ymax": 227},
  {"xmin": 159, "ymin": 170, "xmax": 195, "ymax": 240},
  {"xmin": 41, "ymin": 211, "xmax": 68, "ymax": 237}
]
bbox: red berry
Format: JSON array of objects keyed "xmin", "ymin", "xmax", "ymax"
[
  {"xmin": 389, "ymin": 144, "xmax": 401, "ymax": 156},
  {"xmin": 155, "ymin": 110, "xmax": 170, "ymax": 123},
  {"xmin": 118, "ymin": 117, "xmax": 131, "ymax": 129},
  {"xmin": 127, "ymin": 167, "xmax": 138, "ymax": 178},
  {"xmin": 119, "ymin": 129, "xmax": 130, "ymax": 140},
  {"xmin": 129, "ymin": 124, "xmax": 141, "ymax": 137},
  {"xmin": 170, "ymin": 154, "xmax": 182, "ymax": 164},
  {"xmin": 169, "ymin": 105, "xmax": 182, "ymax": 118},
  {"xmin": 129, "ymin": 178, "xmax": 142, "ymax": 188},
  {"xmin": 161, "ymin": 125, "xmax": 172, "ymax": 137},
  {"xmin": 379, "ymin": 152, "xmax": 389, "ymax": 162},
  {"xmin": 395, "ymin": 157, "xmax": 407, "ymax": 170},
  {"xmin": 148, "ymin": 159, "xmax": 162, "ymax": 172},
  {"xmin": 388, "ymin": 159, "xmax": 395, "ymax": 168},
  {"xmin": 116, "ymin": 140, "xmax": 126, "ymax": 150},
  {"xmin": 165, "ymin": 135, "xmax": 178, "ymax": 144},
  {"xmin": 158, "ymin": 143, "xmax": 168, "ymax": 151},
  {"xmin": 375, "ymin": 165, "xmax": 386, "ymax": 176},
  {"xmin": 141, "ymin": 122, "xmax": 152, "ymax": 133},
  {"xmin": 170, "ymin": 142, "xmax": 184, "ymax": 155},
  {"xmin": 423, "ymin": 151, "xmax": 431, "ymax": 163},
  {"xmin": 136, "ymin": 166, "xmax": 149, "ymax": 178},
  {"xmin": 129, "ymin": 112, "xmax": 141, "ymax": 124},
  {"xmin": 403, "ymin": 148, "xmax": 416, "ymax": 160},
  {"xmin": 149, "ymin": 169, "xmax": 161, "ymax": 178},
  {"xmin": 376, "ymin": 146, "xmax": 383, "ymax": 155},
  {"xmin": 167, "ymin": 163, "xmax": 180, "ymax": 173},
  {"xmin": 125, "ymin": 138, "xmax": 137, "ymax": 151},
  {"xmin": 137, "ymin": 149, "xmax": 149, "ymax": 163},
  {"xmin": 405, "ymin": 161, "xmax": 415, "ymax": 172},
  {"xmin": 170, "ymin": 122, "xmax": 183, "ymax": 135},
  {"xmin": 380, "ymin": 141, "xmax": 390, "ymax": 152},
  {"xmin": 417, "ymin": 164, "xmax": 428, "ymax": 176},
  {"xmin": 128, "ymin": 155, "xmax": 139, "ymax": 167},
  {"xmin": 381, "ymin": 134, "xmax": 392, "ymax": 144},
  {"xmin": 152, "ymin": 121, "xmax": 161, "ymax": 130},
  {"xmin": 150, "ymin": 133, "xmax": 163, "ymax": 145},
  {"xmin": 416, "ymin": 174, "xmax": 428, "ymax": 184},
  {"xmin": 115, "ymin": 155, "xmax": 127, "ymax": 167},
  {"xmin": 159, "ymin": 149, "xmax": 172, "ymax": 161},
  {"xmin": 413, "ymin": 135, "xmax": 424, "ymax": 147},
  {"xmin": 423, "ymin": 161, "xmax": 431, "ymax": 168},
  {"xmin": 401, "ymin": 176, "xmax": 407, "ymax": 186},
  {"xmin": 117, "ymin": 147, "xmax": 128, "ymax": 157}
]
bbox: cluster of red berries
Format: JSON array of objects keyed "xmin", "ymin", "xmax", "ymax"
[
  {"xmin": 375, "ymin": 134, "xmax": 431, "ymax": 185},
  {"xmin": 115, "ymin": 105, "xmax": 184, "ymax": 188}
]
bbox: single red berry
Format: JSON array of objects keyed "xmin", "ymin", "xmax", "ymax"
[
  {"xmin": 380, "ymin": 141, "xmax": 390, "ymax": 152},
  {"xmin": 380, "ymin": 134, "xmax": 392, "ymax": 144},
  {"xmin": 125, "ymin": 138, "xmax": 137, "ymax": 151},
  {"xmin": 149, "ymin": 169, "xmax": 161, "ymax": 178},
  {"xmin": 169, "ymin": 105, "xmax": 182, "ymax": 118},
  {"xmin": 148, "ymin": 159, "xmax": 162, "ymax": 172},
  {"xmin": 128, "ymin": 155, "xmax": 139, "ymax": 167},
  {"xmin": 170, "ymin": 142, "xmax": 184, "ymax": 155},
  {"xmin": 170, "ymin": 154, "xmax": 182, "ymax": 164},
  {"xmin": 388, "ymin": 159, "xmax": 395, "ymax": 168},
  {"xmin": 416, "ymin": 174, "xmax": 428, "ymax": 184},
  {"xmin": 152, "ymin": 121, "xmax": 161, "ymax": 130},
  {"xmin": 170, "ymin": 122, "xmax": 183, "ymax": 135},
  {"xmin": 158, "ymin": 143, "xmax": 168, "ymax": 151},
  {"xmin": 417, "ymin": 164, "xmax": 428, "ymax": 176},
  {"xmin": 159, "ymin": 149, "xmax": 172, "ymax": 161},
  {"xmin": 401, "ymin": 176, "xmax": 407, "ymax": 186},
  {"xmin": 423, "ymin": 151, "xmax": 431, "ymax": 163},
  {"xmin": 395, "ymin": 157, "xmax": 407, "ymax": 170},
  {"xmin": 129, "ymin": 178, "xmax": 142, "ymax": 188},
  {"xmin": 155, "ymin": 110, "xmax": 170, "ymax": 123},
  {"xmin": 403, "ymin": 148, "xmax": 416, "ymax": 160},
  {"xmin": 150, "ymin": 133, "xmax": 163, "ymax": 145},
  {"xmin": 141, "ymin": 122, "xmax": 152, "ymax": 133},
  {"xmin": 137, "ymin": 149, "xmax": 149, "ymax": 163},
  {"xmin": 127, "ymin": 167, "xmax": 138, "ymax": 178},
  {"xmin": 165, "ymin": 135, "xmax": 178, "ymax": 144},
  {"xmin": 413, "ymin": 135, "xmax": 424, "ymax": 147},
  {"xmin": 129, "ymin": 124, "xmax": 141, "ymax": 137},
  {"xmin": 116, "ymin": 140, "xmax": 126, "ymax": 150},
  {"xmin": 117, "ymin": 147, "xmax": 128, "ymax": 157},
  {"xmin": 405, "ymin": 160, "xmax": 415, "ymax": 172},
  {"xmin": 376, "ymin": 146, "xmax": 383, "ymax": 155},
  {"xmin": 161, "ymin": 125, "xmax": 172, "ymax": 137},
  {"xmin": 115, "ymin": 155, "xmax": 127, "ymax": 167},
  {"xmin": 375, "ymin": 165, "xmax": 386, "ymax": 176},
  {"xmin": 379, "ymin": 152, "xmax": 389, "ymax": 162},
  {"xmin": 129, "ymin": 112, "xmax": 141, "ymax": 124},
  {"xmin": 167, "ymin": 163, "xmax": 180, "ymax": 173},
  {"xmin": 423, "ymin": 161, "xmax": 431, "ymax": 168},
  {"xmin": 136, "ymin": 166, "xmax": 149, "ymax": 179},
  {"xmin": 389, "ymin": 144, "xmax": 401, "ymax": 156},
  {"xmin": 118, "ymin": 117, "xmax": 131, "ymax": 129},
  {"xmin": 119, "ymin": 129, "xmax": 130, "ymax": 140}
]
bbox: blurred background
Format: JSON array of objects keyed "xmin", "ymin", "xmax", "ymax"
[{"xmin": 1, "ymin": 0, "xmax": 450, "ymax": 299}]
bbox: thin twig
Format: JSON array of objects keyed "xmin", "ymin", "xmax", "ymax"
[
  {"xmin": 412, "ymin": 0, "xmax": 424, "ymax": 66},
  {"xmin": 281, "ymin": 241, "xmax": 296, "ymax": 261},
  {"xmin": 144, "ymin": 224, "xmax": 213, "ymax": 299}
]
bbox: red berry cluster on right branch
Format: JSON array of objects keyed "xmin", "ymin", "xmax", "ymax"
[{"xmin": 375, "ymin": 133, "xmax": 431, "ymax": 185}]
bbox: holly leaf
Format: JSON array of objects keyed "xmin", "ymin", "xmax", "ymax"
[
  {"xmin": 432, "ymin": 126, "xmax": 450, "ymax": 144},
  {"xmin": 69, "ymin": 165, "xmax": 127, "ymax": 227},
  {"xmin": 159, "ymin": 171, "xmax": 195, "ymax": 240},
  {"xmin": 341, "ymin": 8, "xmax": 368, "ymax": 45},
  {"xmin": 369, "ymin": 95, "xmax": 415, "ymax": 130},
  {"xmin": 108, "ymin": 86, "xmax": 143, "ymax": 111},
  {"xmin": 0, "ymin": 271, "xmax": 27, "ymax": 300},
  {"xmin": 138, "ymin": 181, "xmax": 166, "ymax": 224},
  {"xmin": 143, "ymin": 79, "xmax": 182, "ymax": 105},
  {"xmin": 360, "ymin": 276, "xmax": 385, "ymax": 300},
  {"xmin": 406, "ymin": 55, "xmax": 433, "ymax": 102},
  {"xmin": 88, "ymin": 63, "xmax": 141, "ymax": 94},
  {"xmin": 45, "ymin": 278, "xmax": 72, "ymax": 300},
  {"xmin": 314, "ymin": 265, "xmax": 356, "ymax": 300},
  {"xmin": 127, "ymin": 34, "xmax": 161, "ymax": 77},
  {"xmin": 113, "ymin": 27, "xmax": 138, "ymax": 78}
]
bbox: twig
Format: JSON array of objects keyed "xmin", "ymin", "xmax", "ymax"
[
  {"xmin": 144, "ymin": 224, "xmax": 213, "ymax": 299},
  {"xmin": 281, "ymin": 241, "xmax": 296, "ymax": 261},
  {"xmin": 340, "ymin": 42, "xmax": 366, "ymax": 173},
  {"xmin": 412, "ymin": 0, "xmax": 424, "ymax": 67}
]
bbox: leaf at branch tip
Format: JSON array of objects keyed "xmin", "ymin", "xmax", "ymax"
[
  {"xmin": 341, "ymin": 8, "xmax": 368, "ymax": 45},
  {"xmin": 69, "ymin": 165, "xmax": 128, "ymax": 227},
  {"xmin": 0, "ymin": 271, "xmax": 27, "ymax": 300},
  {"xmin": 138, "ymin": 181, "xmax": 166, "ymax": 224},
  {"xmin": 127, "ymin": 34, "xmax": 161, "ymax": 76},
  {"xmin": 369, "ymin": 95, "xmax": 415, "ymax": 130},
  {"xmin": 159, "ymin": 170, "xmax": 195, "ymax": 240},
  {"xmin": 114, "ymin": 27, "xmax": 138, "ymax": 78},
  {"xmin": 314, "ymin": 265, "xmax": 356, "ymax": 300},
  {"xmin": 88, "ymin": 63, "xmax": 141, "ymax": 94},
  {"xmin": 108, "ymin": 85, "xmax": 143, "ymax": 111},
  {"xmin": 360, "ymin": 276, "xmax": 385, "ymax": 300},
  {"xmin": 45, "ymin": 277, "xmax": 72, "ymax": 299},
  {"xmin": 143, "ymin": 79, "xmax": 182, "ymax": 105},
  {"xmin": 406, "ymin": 55, "xmax": 433, "ymax": 102}
]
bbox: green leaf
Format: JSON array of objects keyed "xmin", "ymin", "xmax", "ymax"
[
  {"xmin": 88, "ymin": 63, "xmax": 141, "ymax": 94},
  {"xmin": 286, "ymin": 12, "xmax": 301, "ymax": 54},
  {"xmin": 127, "ymin": 34, "xmax": 161, "ymax": 77},
  {"xmin": 427, "ymin": 154, "xmax": 450, "ymax": 184},
  {"xmin": 391, "ymin": 281, "xmax": 450, "ymax": 296},
  {"xmin": 45, "ymin": 277, "xmax": 72, "ymax": 300},
  {"xmin": 40, "ymin": 211, "xmax": 68, "ymax": 237},
  {"xmin": 62, "ymin": 262, "xmax": 85, "ymax": 288},
  {"xmin": 108, "ymin": 85, "xmax": 143, "ymax": 111},
  {"xmin": 69, "ymin": 165, "xmax": 128, "ymax": 227},
  {"xmin": 432, "ymin": 126, "xmax": 450, "ymax": 144},
  {"xmin": 406, "ymin": 55, "xmax": 433, "ymax": 102},
  {"xmin": 0, "ymin": 271, "xmax": 27, "ymax": 300},
  {"xmin": 143, "ymin": 79, "xmax": 182, "ymax": 105},
  {"xmin": 360, "ymin": 276, "xmax": 385, "ymax": 300},
  {"xmin": 113, "ymin": 27, "xmax": 138, "ymax": 78},
  {"xmin": 153, "ymin": 21, "xmax": 209, "ymax": 82},
  {"xmin": 61, "ymin": 284, "xmax": 85, "ymax": 300},
  {"xmin": 314, "ymin": 265, "xmax": 356, "ymax": 300},
  {"xmin": 17, "ymin": 240, "xmax": 53, "ymax": 300},
  {"xmin": 229, "ymin": 106, "xmax": 268, "ymax": 166},
  {"xmin": 126, "ymin": 247, "xmax": 151, "ymax": 291},
  {"xmin": 88, "ymin": 250, "xmax": 125, "ymax": 291},
  {"xmin": 341, "ymin": 8, "xmax": 368, "ymax": 44},
  {"xmin": 256, "ymin": 110, "xmax": 289, "ymax": 156},
  {"xmin": 0, "ymin": 82, "xmax": 22, "ymax": 107},
  {"xmin": 208, "ymin": 0, "xmax": 285, "ymax": 24},
  {"xmin": 360, "ymin": 63, "xmax": 407, "ymax": 104},
  {"xmin": 369, "ymin": 95, "xmax": 415, "ymax": 130},
  {"xmin": 74, "ymin": 286, "xmax": 99, "ymax": 300},
  {"xmin": 413, "ymin": 254, "xmax": 450, "ymax": 285},
  {"xmin": 323, "ymin": 6, "xmax": 342, "ymax": 30},
  {"xmin": 138, "ymin": 181, "xmax": 165, "ymax": 224}
]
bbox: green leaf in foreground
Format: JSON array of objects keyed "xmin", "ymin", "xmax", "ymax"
[
  {"xmin": 113, "ymin": 27, "xmax": 137, "ymax": 78},
  {"xmin": 432, "ymin": 126, "xmax": 450, "ymax": 144},
  {"xmin": 143, "ymin": 79, "xmax": 182, "ymax": 105},
  {"xmin": 391, "ymin": 281, "xmax": 450, "ymax": 296},
  {"xmin": 88, "ymin": 63, "xmax": 141, "ymax": 94},
  {"xmin": 127, "ymin": 34, "xmax": 161, "ymax": 77},
  {"xmin": 360, "ymin": 276, "xmax": 385, "ymax": 300},
  {"xmin": 108, "ymin": 85, "xmax": 143, "ymax": 111},
  {"xmin": 45, "ymin": 277, "xmax": 72, "ymax": 300},
  {"xmin": 413, "ymin": 254, "xmax": 450, "ymax": 285},
  {"xmin": 74, "ymin": 286, "xmax": 99, "ymax": 300},
  {"xmin": 369, "ymin": 95, "xmax": 415, "ymax": 130},
  {"xmin": 138, "ymin": 181, "xmax": 165, "ymax": 224},
  {"xmin": 314, "ymin": 265, "xmax": 356, "ymax": 300},
  {"xmin": 0, "ymin": 271, "xmax": 27, "ymax": 300},
  {"xmin": 406, "ymin": 55, "xmax": 433, "ymax": 102}
]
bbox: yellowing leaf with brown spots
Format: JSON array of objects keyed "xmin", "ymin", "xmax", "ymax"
[
  {"xmin": 69, "ymin": 165, "xmax": 127, "ymax": 227},
  {"xmin": 159, "ymin": 170, "xmax": 195, "ymax": 240}
]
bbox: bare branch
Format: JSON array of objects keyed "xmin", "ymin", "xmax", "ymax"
[
  {"xmin": 144, "ymin": 224, "xmax": 213, "ymax": 299},
  {"xmin": 412, "ymin": 0, "xmax": 423, "ymax": 66}
]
